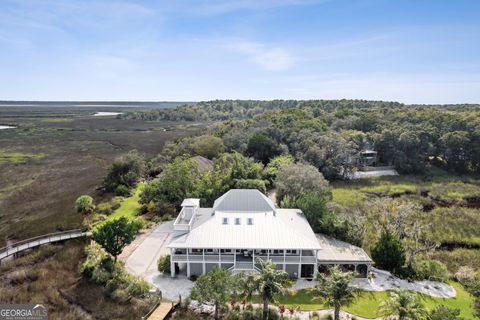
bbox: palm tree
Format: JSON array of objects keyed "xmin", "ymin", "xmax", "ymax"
[
  {"xmin": 190, "ymin": 267, "xmax": 235, "ymax": 320},
  {"xmin": 380, "ymin": 289, "xmax": 426, "ymax": 320},
  {"xmin": 314, "ymin": 265, "xmax": 359, "ymax": 320},
  {"xmin": 238, "ymin": 258, "xmax": 291, "ymax": 320}
]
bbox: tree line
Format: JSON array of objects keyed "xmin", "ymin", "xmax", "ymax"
[{"xmin": 121, "ymin": 100, "xmax": 480, "ymax": 175}]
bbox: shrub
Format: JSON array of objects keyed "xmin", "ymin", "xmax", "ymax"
[
  {"xmin": 428, "ymin": 305, "xmax": 464, "ymax": 320},
  {"xmin": 131, "ymin": 218, "xmax": 146, "ymax": 232},
  {"xmin": 111, "ymin": 289, "xmax": 130, "ymax": 302},
  {"xmin": 80, "ymin": 242, "xmax": 112, "ymax": 278},
  {"xmin": 234, "ymin": 178, "xmax": 267, "ymax": 194},
  {"xmin": 126, "ymin": 277, "xmax": 151, "ymax": 297},
  {"xmin": 157, "ymin": 255, "xmax": 171, "ymax": 273},
  {"xmin": 75, "ymin": 195, "xmax": 95, "ymax": 215},
  {"xmin": 415, "ymin": 259, "xmax": 449, "ymax": 282},
  {"xmin": 96, "ymin": 202, "xmax": 114, "ymax": 215},
  {"xmin": 91, "ymin": 267, "xmax": 111, "ymax": 284},
  {"xmin": 454, "ymin": 266, "xmax": 476, "ymax": 284},
  {"xmin": 226, "ymin": 309, "xmax": 242, "ymax": 320},
  {"xmin": 115, "ymin": 184, "xmax": 132, "ymax": 196}
]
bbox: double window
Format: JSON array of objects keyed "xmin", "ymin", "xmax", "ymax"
[
  {"xmin": 235, "ymin": 217, "xmax": 241, "ymax": 225},
  {"xmin": 247, "ymin": 218, "xmax": 253, "ymax": 225},
  {"xmin": 222, "ymin": 217, "xmax": 229, "ymax": 225}
]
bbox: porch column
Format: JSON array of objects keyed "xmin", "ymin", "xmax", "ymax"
[
  {"xmin": 170, "ymin": 248, "xmax": 175, "ymax": 278},
  {"xmin": 297, "ymin": 250, "xmax": 302, "ymax": 278},
  {"xmin": 218, "ymin": 250, "xmax": 221, "ymax": 268},
  {"xmin": 252, "ymin": 250, "xmax": 255, "ymax": 267},
  {"xmin": 202, "ymin": 249, "xmax": 206, "ymax": 275},
  {"xmin": 283, "ymin": 250, "xmax": 286, "ymax": 271},
  {"xmin": 234, "ymin": 249, "xmax": 236, "ymax": 269},
  {"xmin": 186, "ymin": 249, "xmax": 190, "ymax": 278},
  {"xmin": 313, "ymin": 250, "xmax": 318, "ymax": 278}
]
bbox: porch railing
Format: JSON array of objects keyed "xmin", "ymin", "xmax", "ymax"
[{"xmin": 171, "ymin": 253, "xmax": 317, "ymax": 264}]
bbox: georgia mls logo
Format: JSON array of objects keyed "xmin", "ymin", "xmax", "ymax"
[
  {"xmin": 0, "ymin": 304, "xmax": 48, "ymax": 320},
  {"xmin": 31, "ymin": 305, "xmax": 47, "ymax": 318}
]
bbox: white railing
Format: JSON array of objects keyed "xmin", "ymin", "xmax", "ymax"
[
  {"xmin": 171, "ymin": 253, "xmax": 318, "ymax": 265},
  {"xmin": 171, "ymin": 254, "xmax": 235, "ymax": 263},
  {"xmin": 235, "ymin": 261, "xmax": 254, "ymax": 270},
  {"xmin": 0, "ymin": 228, "xmax": 91, "ymax": 261},
  {"xmin": 173, "ymin": 208, "xmax": 197, "ymax": 232},
  {"xmin": 255, "ymin": 255, "xmax": 316, "ymax": 264}
]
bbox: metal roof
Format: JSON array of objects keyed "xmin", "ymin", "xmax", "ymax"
[
  {"xmin": 212, "ymin": 189, "xmax": 275, "ymax": 212},
  {"xmin": 316, "ymin": 234, "xmax": 372, "ymax": 263},
  {"xmin": 168, "ymin": 208, "xmax": 321, "ymax": 250},
  {"xmin": 192, "ymin": 155, "xmax": 214, "ymax": 172}
]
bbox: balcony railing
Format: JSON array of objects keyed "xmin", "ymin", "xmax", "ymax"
[
  {"xmin": 171, "ymin": 254, "xmax": 317, "ymax": 264},
  {"xmin": 171, "ymin": 254, "xmax": 235, "ymax": 263}
]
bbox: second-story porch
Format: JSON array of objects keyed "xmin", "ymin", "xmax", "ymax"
[{"xmin": 170, "ymin": 247, "xmax": 318, "ymax": 278}]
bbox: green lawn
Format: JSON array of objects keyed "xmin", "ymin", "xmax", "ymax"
[
  {"xmin": 272, "ymin": 282, "xmax": 475, "ymax": 319},
  {"xmin": 103, "ymin": 183, "xmax": 144, "ymax": 223}
]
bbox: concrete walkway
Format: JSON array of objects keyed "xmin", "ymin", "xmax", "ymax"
[
  {"xmin": 353, "ymin": 268, "xmax": 456, "ymax": 298},
  {"xmin": 125, "ymin": 221, "xmax": 194, "ymax": 300}
]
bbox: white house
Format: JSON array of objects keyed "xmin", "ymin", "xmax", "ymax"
[{"xmin": 168, "ymin": 189, "xmax": 372, "ymax": 279}]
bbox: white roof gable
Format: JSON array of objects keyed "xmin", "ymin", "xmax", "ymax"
[{"xmin": 212, "ymin": 189, "xmax": 275, "ymax": 212}]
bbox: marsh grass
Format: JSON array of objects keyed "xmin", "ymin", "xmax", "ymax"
[
  {"xmin": 0, "ymin": 149, "xmax": 46, "ymax": 164},
  {"xmin": 0, "ymin": 107, "xmax": 204, "ymax": 246},
  {"xmin": 0, "ymin": 240, "xmax": 152, "ymax": 319}
]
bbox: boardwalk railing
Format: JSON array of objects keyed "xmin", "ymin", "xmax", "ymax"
[{"xmin": 0, "ymin": 228, "xmax": 91, "ymax": 261}]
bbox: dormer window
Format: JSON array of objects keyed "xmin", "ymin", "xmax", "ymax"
[
  {"xmin": 222, "ymin": 217, "xmax": 229, "ymax": 225},
  {"xmin": 235, "ymin": 217, "xmax": 241, "ymax": 225},
  {"xmin": 247, "ymin": 218, "xmax": 253, "ymax": 225}
]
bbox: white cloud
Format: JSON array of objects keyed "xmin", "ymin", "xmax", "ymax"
[{"xmin": 226, "ymin": 40, "xmax": 296, "ymax": 71}]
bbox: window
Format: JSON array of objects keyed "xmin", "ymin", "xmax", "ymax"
[
  {"xmin": 222, "ymin": 217, "xmax": 229, "ymax": 225},
  {"xmin": 235, "ymin": 217, "xmax": 241, "ymax": 225},
  {"xmin": 247, "ymin": 218, "xmax": 253, "ymax": 225}
]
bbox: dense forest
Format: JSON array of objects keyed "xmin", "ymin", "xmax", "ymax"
[
  {"xmin": 122, "ymin": 100, "xmax": 480, "ymax": 176},
  {"xmin": 101, "ymin": 100, "xmax": 480, "ymax": 316}
]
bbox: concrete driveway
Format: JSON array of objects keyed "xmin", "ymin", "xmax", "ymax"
[{"xmin": 125, "ymin": 221, "xmax": 194, "ymax": 301}]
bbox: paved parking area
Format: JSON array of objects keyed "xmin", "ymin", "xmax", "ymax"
[{"xmin": 125, "ymin": 221, "xmax": 194, "ymax": 301}]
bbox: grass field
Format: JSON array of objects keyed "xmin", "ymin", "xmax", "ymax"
[
  {"xmin": 0, "ymin": 106, "xmax": 204, "ymax": 246},
  {"xmin": 102, "ymin": 183, "xmax": 144, "ymax": 223},
  {"xmin": 273, "ymin": 282, "xmax": 475, "ymax": 319}
]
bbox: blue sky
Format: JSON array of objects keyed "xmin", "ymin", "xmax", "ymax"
[{"xmin": 1, "ymin": 0, "xmax": 479, "ymax": 103}]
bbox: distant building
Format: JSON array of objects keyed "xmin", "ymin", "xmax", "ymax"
[
  {"xmin": 358, "ymin": 150, "xmax": 378, "ymax": 167},
  {"xmin": 192, "ymin": 155, "xmax": 214, "ymax": 173},
  {"xmin": 168, "ymin": 189, "xmax": 372, "ymax": 279}
]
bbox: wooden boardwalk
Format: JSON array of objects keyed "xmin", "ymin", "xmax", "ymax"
[
  {"xmin": 0, "ymin": 229, "xmax": 90, "ymax": 261},
  {"xmin": 146, "ymin": 301, "xmax": 174, "ymax": 320}
]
